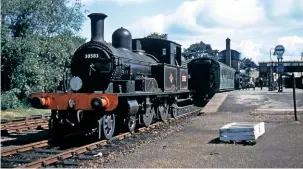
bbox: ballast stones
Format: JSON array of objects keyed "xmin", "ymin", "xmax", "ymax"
[{"xmin": 219, "ymin": 122, "xmax": 265, "ymax": 142}]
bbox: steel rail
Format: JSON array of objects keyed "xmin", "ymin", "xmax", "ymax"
[
  {"xmin": 1, "ymin": 140, "xmax": 50, "ymax": 157},
  {"xmin": 20, "ymin": 107, "xmax": 200, "ymax": 168},
  {"xmin": 1, "ymin": 118, "xmax": 49, "ymax": 134}
]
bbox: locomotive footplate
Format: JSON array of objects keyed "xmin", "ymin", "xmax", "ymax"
[
  {"xmin": 117, "ymin": 90, "xmax": 190, "ymax": 97},
  {"xmin": 30, "ymin": 93, "xmax": 118, "ymax": 111}
]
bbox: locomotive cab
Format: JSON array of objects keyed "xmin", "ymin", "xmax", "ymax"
[
  {"xmin": 132, "ymin": 38, "xmax": 182, "ymax": 66},
  {"xmin": 132, "ymin": 38, "xmax": 188, "ymax": 92}
]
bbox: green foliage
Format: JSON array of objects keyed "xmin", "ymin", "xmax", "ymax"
[
  {"xmin": 240, "ymin": 57, "xmax": 257, "ymax": 75},
  {"xmin": 1, "ymin": 89, "xmax": 24, "ymax": 110},
  {"xmin": 1, "ymin": 0, "xmax": 87, "ymax": 110},
  {"xmin": 1, "ymin": 0, "xmax": 85, "ymax": 36},
  {"xmin": 145, "ymin": 32, "xmax": 168, "ymax": 40},
  {"xmin": 182, "ymin": 41, "xmax": 214, "ymax": 60},
  {"xmin": 211, "ymin": 49, "xmax": 220, "ymax": 60}
]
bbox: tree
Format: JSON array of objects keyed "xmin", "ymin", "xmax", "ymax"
[
  {"xmin": 145, "ymin": 32, "xmax": 168, "ymax": 40},
  {"xmin": 182, "ymin": 41, "xmax": 214, "ymax": 60},
  {"xmin": 211, "ymin": 49, "xmax": 220, "ymax": 60},
  {"xmin": 239, "ymin": 57, "xmax": 257, "ymax": 75},
  {"xmin": 1, "ymin": 0, "xmax": 86, "ymax": 110}
]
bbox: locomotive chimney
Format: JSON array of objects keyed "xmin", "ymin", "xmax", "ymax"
[
  {"xmin": 88, "ymin": 13, "xmax": 107, "ymax": 42},
  {"xmin": 226, "ymin": 38, "xmax": 231, "ymax": 67}
]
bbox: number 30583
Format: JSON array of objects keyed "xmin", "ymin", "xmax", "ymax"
[{"xmin": 85, "ymin": 54, "xmax": 99, "ymax": 58}]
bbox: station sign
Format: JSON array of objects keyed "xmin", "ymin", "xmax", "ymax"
[{"xmin": 274, "ymin": 45, "xmax": 285, "ymax": 59}]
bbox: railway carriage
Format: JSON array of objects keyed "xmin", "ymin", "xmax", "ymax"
[
  {"xmin": 187, "ymin": 57, "xmax": 236, "ymax": 100},
  {"xmin": 219, "ymin": 63, "xmax": 235, "ymax": 90}
]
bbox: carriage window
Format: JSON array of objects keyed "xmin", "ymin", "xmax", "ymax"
[
  {"xmin": 225, "ymin": 70, "xmax": 227, "ymax": 79},
  {"xmin": 162, "ymin": 48, "xmax": 166, "ymax": 55}
]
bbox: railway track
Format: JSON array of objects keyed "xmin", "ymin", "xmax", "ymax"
[
  {"xmin": 1, "ymin": 115, "xmax": 50, "ymax": 135},
  {"xmin": 1, "ymin": 105, "xmax": 201, "ymax": 168},
  {"xmin": 1, "ymin": 114, "xmax": 51, "ymax": 124}
]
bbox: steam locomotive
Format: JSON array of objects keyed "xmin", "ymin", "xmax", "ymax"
[{"xmin": 30, "ymin": 13, "xmax": 191, "ymax": 140}]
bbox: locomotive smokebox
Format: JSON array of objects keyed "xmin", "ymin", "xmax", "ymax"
[{"xmin": 88, "ymin": 13, "xmax": 107, "ymax": 42}]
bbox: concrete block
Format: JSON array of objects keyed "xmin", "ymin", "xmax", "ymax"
[{"xmin": 219, "ymin": 122, "xmax": 265, "ymax": 141}]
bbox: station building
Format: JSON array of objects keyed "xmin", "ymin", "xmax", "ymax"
[{"xmin": 258, "ymin": 60, "xmax": 303, "ymax": 88}]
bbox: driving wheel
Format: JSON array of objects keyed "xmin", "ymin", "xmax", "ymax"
[
  {"xmin": 158, "ymin": 103, "xmax": 168, "ymax": 121},
  {"xmin": 141, "ymin": 107, "xmax": 154, "ymax": 127}
]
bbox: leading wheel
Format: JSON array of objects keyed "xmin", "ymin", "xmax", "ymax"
[{"xmin": 97, "ymin": 113, "xmax": 116, "ymax": 140}]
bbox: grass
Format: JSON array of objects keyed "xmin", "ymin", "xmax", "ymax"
[{"xmin": 1, "ymin": 108, "xmax": 50, "ymax": 120}]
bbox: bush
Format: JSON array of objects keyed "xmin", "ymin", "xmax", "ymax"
[
  {"xmin": 1, "ymin": 89, "xmax": 25, "ymax": 110},
  {"xmin": 1, "ymin": 0, "xmax": 86, "ymax": 110}
]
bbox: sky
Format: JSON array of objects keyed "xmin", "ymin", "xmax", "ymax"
[{"xmin": 76, "ymin": 0, "xmax": 303, "ymax": 63}]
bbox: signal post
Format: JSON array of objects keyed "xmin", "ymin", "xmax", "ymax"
[{"xmin": 274, "ymin": 45, "xmax": 285, "ymax": 92}]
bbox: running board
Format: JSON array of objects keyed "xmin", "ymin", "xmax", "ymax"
[
  {"xmin": 170, "ymin": 105, "xmax": 199, "ymax": 117},
  {"xmin": 176, "ymin": 98, "xmax": 193, "ymax": 103}
]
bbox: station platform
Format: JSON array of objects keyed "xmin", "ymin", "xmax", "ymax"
[{"xmin": 93, "ymin": 88, "xmax": 303, "ymax": 168}]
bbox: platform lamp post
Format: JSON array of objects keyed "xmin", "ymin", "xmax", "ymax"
[
  {"xmin": 301, "ymin": 52, "xmax": 303, "ymax": 78},
  {"xmin": 269, "ymin": 48, "xmax": 274, "ymax": 91},
  {"xmin": 278, "ymin": 57, "xmax": 283, "ymax": 92},
  {"xmin": 274, "ymin": 45, "xmax": 285, "ymax": 92}
]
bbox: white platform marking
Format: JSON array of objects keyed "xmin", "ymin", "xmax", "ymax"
[
  {"xmin": 219, "ymin": 122, "xmax": 265, "ymax": 141},
  {"xmin": 252, "ymin": 109, "xmax": 303, "ymax": 115},
  {"xmin": 201, "ymin": 93, "xmax": 229, "ymax": 113}
]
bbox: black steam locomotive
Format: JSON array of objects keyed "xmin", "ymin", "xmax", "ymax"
[{"xmin": 31, "ymin": 13, "xmax": 190, "ymax": 140}]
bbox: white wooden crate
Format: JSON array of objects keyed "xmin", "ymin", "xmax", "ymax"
[{"xmin": 219, "ymin": 122, "xmax": 265, "ymax": 142}]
